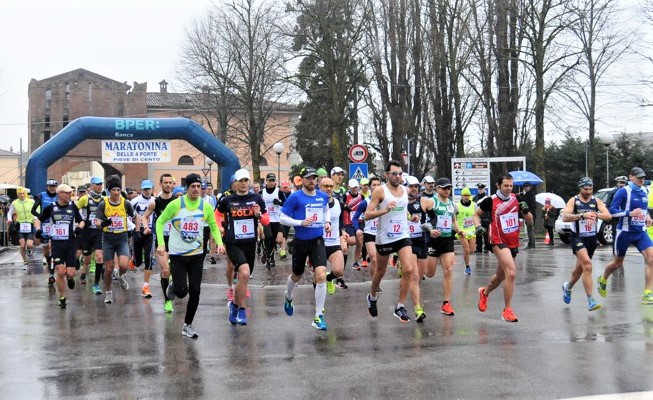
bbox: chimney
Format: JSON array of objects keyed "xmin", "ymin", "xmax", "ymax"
[{"xmin": 159, "ymin": 79, "xmax": 168, "ymax": 94}]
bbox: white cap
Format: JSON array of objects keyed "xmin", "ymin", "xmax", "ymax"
[
  {"xmin": 406, "ymin": 176, "xmax": 420, "ymax": 186},
  {"xmin": 233, "ymin": 168, "xmax": 250, "ymax": 181},
  {"xmin": 330, "ymin": 167, "xmax": 345, "ymax": 175},
  {"xmin": 422, "ymin": 175, "xmax": 435, "ymax": 184},
  {"xmin": 348, "ymin": 178, "xmax": 359, "ymax": 188}
]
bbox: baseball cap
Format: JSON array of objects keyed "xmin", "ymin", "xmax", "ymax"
[
  {"xmin": 56, "ymin": 184, "xmax": 73, "ymax": 193},
  {"xmin": 266, "ymin": 173, "xmax": 276, "ymax": 180},
  {"xmin": 406, "ymin": 176, "xmax": 420, "ymax": 186},
  {"xmin": 348, "ymin": 178, "xmax": 359, "ymax": 188},
  {"xmin": 630, "ymin": 167, "xmax": 646, "ymax": 178},
  {"xmin": 300, "ymin": 167, "xmax": 318, "ymax": 178},
  {"xmin": 90, "ymin": 176, "xmax": 103, "ymax": 185},
  {"xmin": 77, "ymin": 185, "xmax": 87, "ymax": 193},
  {"xmin": 201, "ymin": 181, "xmax": 208, "ymax": 189},
  {"xmin": 185, "ymin": 173, "xmax": 203, "ymax": 187},
  {"xmin": 461, "ymin": 187, "xmax": 471, "ymax": 196},
  {"xmin": 234, "ymin": 168, "xmax": 250, "ymax": 181},
  {"xmin": 46, "ymin": 179, "xmax": 59, "ymax": 186},
  {"xmin": 422, "ymin": 176, "xmax": 435, "ymax": 184},
  {"xmin": 436, "ymin": 177, "xmax": 453, "ymax": 188},
  {"xmin": 125, "ymin": 187, "xmax": 135, "ymax": 195},
  {"xmin": 316, "ymin": 168, "xmax": 328, "ymax": 177},
  {"xmin": 359, "ymin": 178, "xmax": 370, "ymax": 186},
  {"xmin": 615, "ymin": 175, "xmax": 627, "ymax": 183},
  {"xmin": 477, "ymin": 183, "xmax": 486, "ymax": 188},
  {"xmin": 141, "ymin": 179, "xmax": 154, "ymax": 190},
  {"xmin": 330, "ymin": 167, "xmax": 345, "ymax": 175}
]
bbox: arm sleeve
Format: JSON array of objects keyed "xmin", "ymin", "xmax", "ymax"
[
  {"xmin": 609, "ymin": 189, "xmax": 627, "ymax": 217},
  {"xmin": 280, "ymin": 212, "xmax": 304, "ymax": 227},
  {"xmin": 7, "ymin": 204, "xmax": 15, "ymax": 223},
  {"xmin": 96, "ymin": 202, "xmax": 107, "ymax": 222},
  {"xmin": 155, "ymin": 199, "xmax": 180, "ymax": 245},
  {"xmin": 478, "ymin": 196, "xmax": 493, "ymax": 213},
  {"xmin": 38, "ymin": 204, "xmax": 52, "ymax": 222},
  {"xmin": 31, "ymin": 195, "xmax": 41, "ymax": 217},
  {"xmin": 352, "ymin": 200, "xmax": 366, "ymax": 230}
]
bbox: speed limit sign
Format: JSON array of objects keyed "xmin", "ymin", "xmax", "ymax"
[{"xmin": 348, "ymin": 144, "xmax": 368, "ymax": 162}]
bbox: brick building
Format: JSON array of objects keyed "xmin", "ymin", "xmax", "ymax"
[{"xmin": 28, "ymin": 68, "xmax": 300, "ymax": 190}]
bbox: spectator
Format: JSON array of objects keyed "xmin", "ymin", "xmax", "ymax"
[{"xmin": 541, "ymin": 198, "xmax": 558, "ymax": 247}]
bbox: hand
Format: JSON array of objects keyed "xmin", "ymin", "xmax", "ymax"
[
  {"xmin": 216, "ymin": 245, "xmax": 226, "ymax": 255},
  {"xmin": 475, "ymin": 225, "xmax": 487, "ymax": 236},
  {"xmin": 252, "ymin": 204, "xmax": 261, "ymax": 217},
  {"xmin": 273, "ymin": 198, "xmax": 283, "ymax": 206},
  {"xmin": 100, "ymin": 219, "xmax": 112, "ymax": 228},
  {"xmin": 143, "ymin": 227, "xmax": 151, "ymax": 235},
  {"xmin": 35, "ymin": 229, "xmax": 43, "ymax": 239},
  {"xmin": 74, "ymin": 226, "xmax": 83, "ymax": 238},
  {"xmin": 386, "ymin": 201, "xmax": 397, "ymax": 213},
  {"xmin": 324, "ymin": 222, "xmax": 331, "ymax": 233},
  {"xmin": 519, "ymin": 201, "xmax": 530, "ymax": 213},
  {"xmin": 420, "ymin": 222, "xmax": 434, "ymax": 233},
  {"xmin": 302, "ymin": 218, "xmax": 313, "ymax": 227},
  {"xmin": 584, "ymin": 211, "xmax": 597, "ymax": 221},
  {"xmin": 410, "ymin": 214, "xmax": 421, "ymax": 222}
]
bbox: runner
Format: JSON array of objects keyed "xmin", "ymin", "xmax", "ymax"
[
  {"xmin": 7, "ymin": 187, "xmax": 35, "ymax": 267},
  {"xmin": 474, "ymin": 173, "xmax": 533, "ymax": 322},
  {"xmin": 34, "ymin": 184, "xmax": 84, "ymax": 308},
  {"xmin": 405, "ymin": 176, "xmax": 428, "ymax": 322},
  {"xmin": 31, "ymin": 178, "xmax": 59, "ymax": 285},
  {"xmin": 279, "ymin": 167, "xmax": 331, "ymax": 330},
  {"xmin": 76, "ymin": 176, "xmax": 106, "ymax": 294},
  {"xmin": 421, "ymin": 176, "xmax": 436, "ymax": 200},
  {"xmin": 131, "ymin": 179, "xmax": 155, "ymax": 298},
  {"xmin": 597, "ymin": 167, "xmax": 653, "ymax": 305},
  {"xmin": 217, "ymin": 168, "xmax": 268, "ymax": 325},
  {"xmin": 560, "ymin": 177, "xmax": 611, "ymax": 311},
  {"xmin": 201, "ymin": 181, "xmax": 218, "ymax": 266},
  {"xmin": 319, "ymin": 178, "xmax": 347, "ymax": 297},
  {"xmin": 352, "ymin": 176, "xmax": 382, "ymax": 286},
  {"xmin": 344, "ymin": 178, "xmax": 365, "ymax": 271},
  {"xmin": 456, "ymin": 187, "xmax": 477, "ymax": 275},
  {"xmin": 473, "ymin": 183, "xmax": 492, "ymax": 253},
  {"xmin": 260, "ymin": 172, "xmax": 286, "ymax": 269},
  {"xmin": 156, "ymin": 173, "xmax": 225, "ymax": 338},
  {"xmin": 364, "ymin": 160, "xmax": 417, "ymax": 322}
]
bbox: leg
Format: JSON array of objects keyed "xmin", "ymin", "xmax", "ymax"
[
  {"xmin": 185, "ymin": 256, "xmax": 204, "ymax": 325},
  {"xmin": 396, "ymin": 245, "xmax": 414, "ymax": 305},
  {"xmin": 440, "ymin": 252, "xmax": 456, "ymax": 302},
  {"xmin": 235, "ymin": 263, "xmax": 250, "ymax": 308}
]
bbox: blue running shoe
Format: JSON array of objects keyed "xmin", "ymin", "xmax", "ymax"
[
  {"xmin": 464, "ymin": 266, "xmax": 472, "ymax": 275},
  {"xmin": 562, "ymin": 282, "xmax": 572, "ymax": 304},
  {"xmin": 588, "ymin": 297, "xmax": 602, "ymax": 311},
  {"xmin": 236, "ymin": 308, "xmax": 247, "ymax": 325},
  {"xmin": 312, "ymin": 315, "xmax": 327, "ymax": 330},
  {"xmin": 394, "ymin": 306, "xmax": 410, "ymax": 322},
  {"xmin": 228, "ymin": 301, "xmax": 238, "ymax": 325},
  {"xmin": 284, "ymin": 290, "xmax": 294, "ymax": 316}
]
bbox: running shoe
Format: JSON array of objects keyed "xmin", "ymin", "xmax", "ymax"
[
  {"xmin": 311, "ymin": 315, "xmax": 327, "ymax": 331},
  {"xmin": 23, "ymin": 260, "xmax": 28, "ymax": 269},
  {"xmin": 67, "ymin": 277, "xmax": 75, "ymax": 290},
  {"xmin": 129, "ymin": 258, "xmax": 136, "ymax": 271},
  {"xmin": 441, "ymin": 302, "xmax": 455, "ymax": 316},
  {"xmin": 166, "ymin": 281, "xmax": 176, "ymax": 300},
  {"xmin": 284, "ymin": 290, "xmax": 294, "ymax": 316},
  {"xmin": 597, "ymin": 276, "xmax": 608, "ymax": 298},
  {"xmin": 279, "ymin": 249, "xmax": 287, "ymax": 260},
  {"xmin": 228, "ymin": 301, "xmax": 238, "ymax": 325},
  {"xmin": 562, "ymin": 282, "xmax": 572, "ymax": 304},
  {"xmin": 415, "ymin": 306, "xmax": 426, "ymax": 323},
  {"xmin": 393, "ymin": 306, "xmax": 410, "ymax": 322},
  {"xmin": 142, "ymin": 285, "xmax": 152, "ymax": 298},
  {"xmin": 367, "ymin": 294, "xmax": 378, "ymax": 317},
  {"xmin": 79, "ymin": 273, "xmax": 87, "ymax": 285},
  {"xmin": 268, "ymin": 258, "xmax": 276, "ymax": 268},
  {"xmin": 58, "ymin": 297, "xmax": 66, "ymax": 309},
  {"xmin": 104, "ymin": 291, "xmax": 113, "ymax": 304},
  {"xmin": 353, "ymin": 261, "xmax": 361, "ymax": 270},
  {"xmin": 182, "ymin": 324, "xmax": 198, "ymax": 338},
  {"xmin": 47, "ymin": 275, "xmax": 55, "ymax": 287},
  {"xmin": 260, "ymin": 251, "xmax": 268, "ymax": 265},
  {"xmin": 112, "ymin": 269, "xmax": 119, "ymax": 280},
  {"xmin": 464, "ymin": 266, "xmax": 472, "ymax": 275},
  {"xmin": 336, "ymin": 278, "xmax": 348, "ymax": 289},
  {"xmin": 588, "ymin": 298, "xmax": 602, "ymax": 311},
  {"xmin": 236, "ymin": 308, "xmax": 248, "ymax": 325},
  {"xmin": 362, "ymin": 259, "xmax": 368, "ymax": 269},
  {"xmin": 226, "ymin": 287, "xmax": 234, "ymax": 301},
  {"xmin": 92, "ymin": 284, "xmax": 102, "ymax": 295},
  {"xmin": 642, "ymin": 292, "xmax": 653, "ymax": 305},
  {"xmin": 27, "ymin": 248, "xmax": 33, "ymax": 257},
  {"xmin": 210, "ymin": 256, "xmax": 217, "ymax": 265},
  {"xmin": 478, "ymin": 287, "xmax": 488, "ymax": 312},
  {"xmin": 119, "ymin": 274, "xmax": 129, "ymax": 290},
  {"xmin": 326, "ymin": 278, "xmax": 336, "ymax": 295},
  {"xmin": 502, "ymin": 307, "xmax": 518, "ymax": 322},
  {"xmin": 164, "ymin": 300, "xmax": 174, "ymax": 313}
]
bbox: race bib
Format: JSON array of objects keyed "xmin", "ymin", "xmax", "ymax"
[
  {"xmin": 578, "ymin": 219, "xmax": 596, "ymax": 237},
  {"xmin": 267, "ymin": 205, "xmax": 278, "ymax": 218},
  {"xmin": 436, "ymin": 215, "xmax": 452, "ymax": 234},
  {"xmin": 108, "ymin": 216, "xmax": 125, "ymax": 232},
  {"xmin": 163, "ymin": 221, "xmax": 173, "ymax": 236},
  {"xmin": 306, "ymin": 205, "xmax": 323, "ymax": 228},
  {"xmin": 180, "ymin": 216, "xmax": 201, "ymax": 242},
  {"xmin": 89, "ymin": 212, "xmax": 99, "ymax": 229},
  {"xmin": 631, "ymin": 213, "xmax": 646, "ymax": 227},
  {"xmin": 19, "ymin": 222, "xmax": 32, "ymax": 234},
  {"xmin": 500, "ymin": 212, "xmax": 519, "ymax": 234},
  {"xmin": 234, "ymin": 219, "xmax": 255, "ymax": 240},
  {"xmin": 386, "ymin": 216, "xmax": 404, "ymax": 238},
  {"xmin": 51, "ymin": 223, "xmax": 70, "ymax": 240},
  {"xmin": 463, "ymin": 217, "xmax": 474, "ymax": 229},
  {"xmin": 365, "ymin": 219, "xmax": 378, "ymax": 234},
  {"xmin": 42, "ymin": 223, "xmax": 52, "ymax": 236},
  {"xmin": 408, "ymin": 220, "xmax": 422, "ymax": 238}
]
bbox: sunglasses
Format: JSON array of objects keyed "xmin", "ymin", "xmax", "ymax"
[
  {"xmin": 387, "ymin": 171, "xmax": 403, "ymax": 176},
  {"xmin": 438, "ymin": 186, "xmax": 452, "ymax": 190}
]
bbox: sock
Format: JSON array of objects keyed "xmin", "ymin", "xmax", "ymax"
[
  {"xmin": 161, "ymin": 277, "xmax": 169, "ymax": 300},
  {"xmin": 47, "ymin": 256, "xmax": 53, "ymax": 273},
  {"xmin": 443, "ymin": 300, "xmax": 449, "ymax": 306},
  {"xmin": 94, "ymin": 263, "xmax": 104, "ymax": 284},
  {"xmin": 369, "ymin": 293, "xmax": 377, "ymax": 301},
  {"xmin": 315, "ymin": 282, "xmax": 326, "ymax": 317},
  {"xmin": 587, "ymin": 294, "xmax": 593, "ymax": 300},
  {"xmin": 143, "ymin": 282, "xmax": 149, "ymax": 288},
  {"xmin": 326, "ymin": 272, "xmax": 334, "ymax": 282},
  {"xmin": 286, "ymin": 276, "xmax": 297, "ymax": 299},
  {"xmin": 397, "ymin": 303, "xmax": 405, "ymax": 308}
]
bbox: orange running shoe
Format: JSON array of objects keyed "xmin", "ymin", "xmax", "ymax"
[
  {"xmin": 502, "ymin": 307, "xmax": 518, "ymax": 322},
  {"xmin": 141, "ymin": 285, "xmax": 152, "ymax": 298},
  {"xmin": 478, "ymin": 287, "xmax": 488, "ymax": 312},
  {"xmin": 129, "ymin": 258, "xmax": 136, "ymax": 271},
  {"xmin": 440, "ymin": 302, "xmax": 455, "ymax": 315}
]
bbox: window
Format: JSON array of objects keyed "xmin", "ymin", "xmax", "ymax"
[
  {"xmin": 44, "ymin": 130, "xmax": 51, "ymax": 142},
  {"xmin": 178, "ymin": 155, "xmax": 194, "ymax": 165},
  {"xmin": 259, "ymin": 156, "xmax": 269, "ymax": 166}
]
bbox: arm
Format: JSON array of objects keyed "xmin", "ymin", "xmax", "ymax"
[
  {"xmin": 609, "ymin": 188, "xmax": 627, "ymax": 217},
  {"xmin": 595, "ymin": 199, "xmax": 612, "ymax": 222},
  {"xmin": 142, "ymin": 198, "xmax": 157, "ymax": 234},
  {"xmin": 561, "ymin": 197, "xmax": 581, "ymax": 223},
  {"xmin": 72, "ymin": 203, "xmax": 85, "ymax": 229},
  {"xmin": 155, "ymin": 199, "xmax": 179, "ymax": 246},
  {"xmin": 31, "ymin": 195, "xmax": 41, "ymax": 217},
  {"xmin": 6, "ymin": 203, "xmax": 15, "ymax": 223},
  {"xmin": 363, "ymin": 186, "xmax": 388, "ymax": 220},
  {"xmin": 204, "ymin": 202, "xmax": 224, "ymax": 249},
  {"xmin": 126, "ymin": 201, "xmax": 140, "ymax": 232}
]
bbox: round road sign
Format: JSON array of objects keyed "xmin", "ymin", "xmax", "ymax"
[{"xmin": 348, "ymin": 144, "xmax": 368, "ymax": 162}]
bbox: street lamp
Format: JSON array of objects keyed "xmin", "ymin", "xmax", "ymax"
[
  {"xmin": 599, "ymin": 133, "xmax": 614, "ymax": 188},
  {"xmin": 273, "ymin": 142, "xmax": 284, "ymax": 180},
  {"xmin": 206, "ymin": 158, "xmax": 214, "ymax": 188}
]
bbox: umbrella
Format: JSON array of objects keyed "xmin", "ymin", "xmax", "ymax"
[
  {"xmin": 535, "ymin": 192, "xmax": 566, "ymax": 209},
  {"xmin": 508, "ymin": 170, "xmax": 543, "ymax": 185}
]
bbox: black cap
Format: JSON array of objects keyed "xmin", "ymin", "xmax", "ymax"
[
  {"xmin": 125, "ymin": 187, "xmax": 135, "ymax": 194},
  {"xmin": 477, "ymin": 183, "xmax": 486, "ymax": 188},
  {"xmin": 266, "ymin": 173, "xmax": 276, "ymax": 180},
  {"xmin": 300, "ymin": 167, "xmax": 318, "ymax": 178},
  {"xmin": 436, "ymin": 177, "xmax": 452, "ymax": 188},
  {"xmin": 77, "ymin": 185, "xmax": 87, "ymax": 192},
  {"xmin": 185, "ymin": 173, "xmax": 203, "ymax": 187},
  {"xmin": 630, "ymin": 167, "xmax": 646, "ymax": 178},
  {"xmin": 615, "ymin": 175, "xmax": 627, "ymax": 183}
]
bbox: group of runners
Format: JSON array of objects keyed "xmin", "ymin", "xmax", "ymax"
[{"xmin": 6, "ymin": 161, "xmax": 653, "ymax": 338}]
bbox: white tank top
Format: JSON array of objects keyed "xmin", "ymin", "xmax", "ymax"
[
  {"xmin": 323, "ymin": 200, "xmax": 341, "ymax": 247},
  {"xmin": 375, "ymin": 184, "xmax": 409, "ymax": 245},
  {"xmin": 261, "ymin": 187, "xmax": 281, "ymax": 223}
]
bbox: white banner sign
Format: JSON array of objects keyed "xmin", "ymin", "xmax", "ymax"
[{"xmin": 102, "ymin": 140, "xmax": 171, "ymax": 163}]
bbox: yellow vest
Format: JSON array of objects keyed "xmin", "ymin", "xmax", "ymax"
[{"xmin": 103, "ymin": 197, "xmax": 129, "ymax": 234}]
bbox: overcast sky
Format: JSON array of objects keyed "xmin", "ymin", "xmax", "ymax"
[{"xmin": 1, "ymin": 0, "xmax": 652, "ymax": 155}]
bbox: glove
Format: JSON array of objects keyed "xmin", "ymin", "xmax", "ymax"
[
  {"xmin": 475, "ymin": 225, "xmax": 487, "ymax": 236},
  {"xmin": 35, "ymin": 229, "xmax": 43, "ymax": 239},
  {"xmin": 74, "ymin": 227, "xmax": 83, "ymax": 238},
  {"xmin": 421, "ymin": 222, "xmax": 434, "ymax": 233},
  {"xmin": 519, "ymin": 201, "xmax": 530, "ymax": 213},
  {"xmin": 273, "ymin": 198, "xmax": 283, "ymax": 206},
  {"xmin": 100, "ymin": 219, "xmax": 112, "ymax": 228}
]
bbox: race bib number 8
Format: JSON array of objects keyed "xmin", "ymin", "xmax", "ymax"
[{"xmin": 234, "ymin": 219, "xmax": 255, "ymax": 240}]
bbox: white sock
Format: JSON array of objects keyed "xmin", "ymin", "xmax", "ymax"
[
  {"xmin": 286, "ymin": 276, "xmax": 297, "ymax": 299},
  {"xmin": 315, "ymin": 282, "xmax": 326, "ymax": 317}
]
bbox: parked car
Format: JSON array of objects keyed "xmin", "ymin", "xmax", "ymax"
[{"xmin": 555, "ymin": 188, "xmax": 613, "ymax": 245}]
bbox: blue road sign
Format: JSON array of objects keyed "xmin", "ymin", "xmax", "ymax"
[{"xmin": 349, "ymin": 163, "xmax": 368, "ymax": 180}]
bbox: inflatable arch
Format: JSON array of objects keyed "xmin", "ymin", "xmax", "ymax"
[{"xmin": 25, "ymin": 117, "xmax": 240, "ymax": 193}]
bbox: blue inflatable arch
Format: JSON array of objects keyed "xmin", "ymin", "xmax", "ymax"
[{"xmin": 25, "ymin": 116, "xmax": 240, "ymax": 193}]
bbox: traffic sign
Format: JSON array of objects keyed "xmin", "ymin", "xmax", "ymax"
[
  {"xmin": 349, "ymin": 163, "xmax": 368, "ymax": 180},
  {"xmin": 348, "ymin": 144, "xmax": 368, "ymax": 162}
]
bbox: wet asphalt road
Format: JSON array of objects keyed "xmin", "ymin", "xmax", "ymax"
[{"xmin": 1, "ymin": 243, "xmax": 652, "ymax": 400}]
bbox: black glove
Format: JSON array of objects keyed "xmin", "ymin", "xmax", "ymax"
[
  {"xmin": 74, "ymin": 227, "xmax": 83, "ymax": 237},
  {"xmin": 273, "ymin": 198, "xmax": 283, "ymax": 206},
  {"xmin": 475, "ymin": 225, "xmax": 487, "ymax": 236},
  {"xmin": 519, "ymin": 201, "xmax": 530, "ymax": 213},
  {"xmin": 35, "ymin": 229, "xmax": 42, "ymax": 239},
  {"xmin": 100, "ymin": 219, "xmax": 112, "ymax": 228}
]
